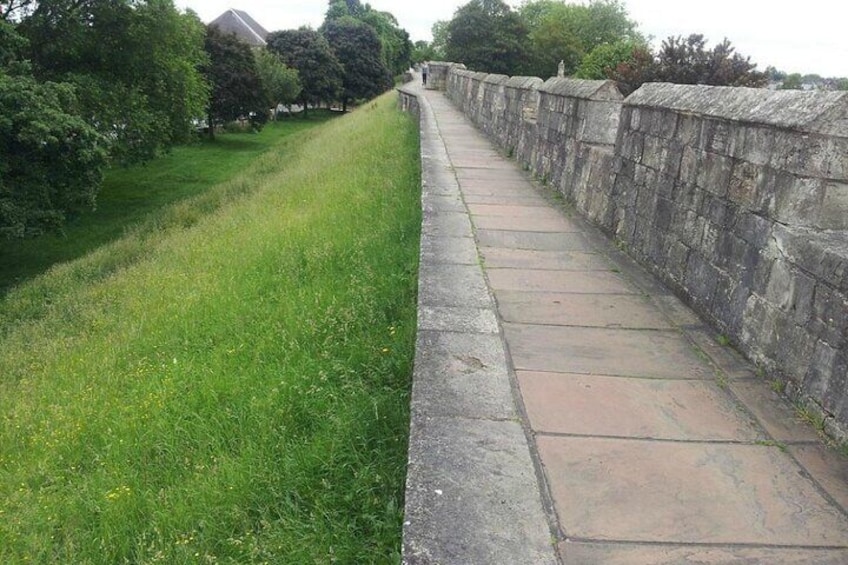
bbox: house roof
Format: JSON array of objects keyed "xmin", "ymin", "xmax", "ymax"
[{"xmin": 209, "ymin": 9, "xmax": 269, "ymax": 47}]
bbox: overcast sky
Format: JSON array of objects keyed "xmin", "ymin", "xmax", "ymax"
[{"xmin": 174, "ymin": 0, "xmax": 847, "ymax": 77}]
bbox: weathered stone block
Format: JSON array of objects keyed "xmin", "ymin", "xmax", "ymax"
[
  {"xmin": 728, "ymin": 161, "xmax": 761, "ymax": 209},
  {"xmin": 695, "ymin": 152, "xmax": 733, "ymax": 196}
]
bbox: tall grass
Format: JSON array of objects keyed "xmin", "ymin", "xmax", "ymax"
[
  {"xmin": 0, "ymin": 112, "xmax": 336, "ymax": 294},
  {"xmin": 0, "ymin": 94, "xmax": 420, "ymax": 563}
]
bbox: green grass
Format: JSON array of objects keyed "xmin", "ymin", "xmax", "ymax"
[
  {"xmin": 0, "ymin": 112, "xmax": 336, "ymax": 294},
  {"xmin": 0, "ymin": 94, "xmax": 421, "ymax": 563}
]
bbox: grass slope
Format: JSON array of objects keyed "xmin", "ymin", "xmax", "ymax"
[
  {"xmin": 0, "ymin": 112, "xmax": 336, "ymax": 294},
  {"xmin": 0, "ymin": 94, "xmax": 421, "ymax": 563}
]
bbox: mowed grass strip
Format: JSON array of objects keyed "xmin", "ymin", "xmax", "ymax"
[{"xmin": 0, "ymin": 93, "xmax": 421, "ymax": 563}]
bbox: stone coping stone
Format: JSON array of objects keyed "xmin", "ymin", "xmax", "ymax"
[
  {"xmin": 540, "ymin": 77, "xmax": 624, "ymax": 101},
  {"xmin": 625, "ymin": 82, "xmax": 848, "ymax": 136}
]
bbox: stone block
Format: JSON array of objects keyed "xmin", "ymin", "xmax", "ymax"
[
  {"xmin": 728, "ymin": 160, "xmax": 760, "ymax": 209},
  {"xmin": 685, "ymin": 251, "xmax": 719, "ymax": 305},
  {"xmin": 676, "ymin": 113, "xmax": 702, "ymax": 146},
  {"xmin": 731, "ymin": 209, "xmax": 772, "ymax": 248},
  {"xmin": 742, "ymin": 126, "xmax": 775, "ymax": 166},
  {"xmin": 695, "ymin": 152, "xmax": 732, "ymax": 197}
]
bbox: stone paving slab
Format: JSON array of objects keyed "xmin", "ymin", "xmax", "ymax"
[
  {"xmin": 537, "ymin": 436, "xmax": 848, "ymax": 546},
  {"xmin": 419, "ymin": 234, "xmax": 478, "ymax": 266},
  {"xmin": 471, "ymin": 214, "xmax": 581, "ymax": 233},
  {"xmin": 467, "ymin": 203, "xmax": 565, "ymax": 219},
  {"xmin": 559, "ymin": 542, "xmax": 848, "ymax": 565},
  {"xmin": 411, "ymin": 331, "xmax": 515, "ymax": 420},
  {"xmin": 518, "ymin": 371, "xmax": 762, "ymax": 440},
  {"xmin": 496, "ymin": 291, "xmax": 674, "ymax": 329},
  {"xmin": 504, "ymin": 323, "xmax": 716, "ymax": 379},
  {"xmin": 479, "ymin": 248, "xmax": 612, "ymax": 271},
  {"xmin": 420, "ymin": 210, "xmax": 474, "ymax": 238},
  {"xmin": 789, "ymin": 444, "xmax": 848, "ymax": 511},
  {"xmin": 404, "ymin": 416, "xmax": 557, "ymax": 565},
  {"xmin": 729, "ymin": 380, "xmax": 822, "ymax": 442},
  {"xmin": 418, "ymin": 263, "xmax": 491, "ymax": 308},
  {"xmin": 476, "ymin": 229, "xmax": 592, "ymax": 251},
  {"xmin": 487, "ymin": 268, "xmax": 635, "ymax": 294}
]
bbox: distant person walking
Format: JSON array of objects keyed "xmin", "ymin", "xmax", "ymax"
[{"xmin": 422, "ymin": 62, "xmax": 429, "ymax": 86}]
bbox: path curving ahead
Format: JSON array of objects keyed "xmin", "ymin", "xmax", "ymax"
[{"xmin": 400, "ymin": 81, "xmax": 848, "ymax": 564}]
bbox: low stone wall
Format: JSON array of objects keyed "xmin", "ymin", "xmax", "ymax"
[{"xmin": 441, "ymin": 66, "xmax": 848, "ymax": 439}]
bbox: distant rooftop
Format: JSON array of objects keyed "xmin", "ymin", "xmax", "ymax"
[{"xmin": 209, "ymin": 9, "xmax": 269, "ymax": 47}]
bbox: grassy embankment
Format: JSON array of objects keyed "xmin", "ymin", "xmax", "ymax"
[
  {"xmin": 0, "ymin": 93, "xmax": 421, "ymax": 563},
  {"xmin": 0, "ymin": 113, "xmax": 336, "ymax": 294}
]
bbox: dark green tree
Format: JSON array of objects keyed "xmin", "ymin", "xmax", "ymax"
[
  {"xmin": 325, "ymin": 1, "xmax": 412, "ymax": 77},
  {"xmin": 0, "ymin": 21, "xmax": 107, "ymax": 238},
  {"xmin": 322, "ymin": 17, "xmax": 391, "ymax": 111},
  {"xmin": 266, "ymin": 27, "xmax": 343, "ymax": 115},
  {"xmin": 444, "ymin": 0, "xmax": 529, "ymax": 76},
  {"xmin": 15, "ymin": 0, "xmax": 208, "ymax": 164},
  {"xmin": 203, "ymin": 25, "xmax": 266, "ymax": 137}
]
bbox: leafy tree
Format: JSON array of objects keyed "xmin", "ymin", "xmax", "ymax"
[
  {"xmin": 780, "ymin": 73, "xmax": 803, "ymax": 90},
  {"xmin": 203, "ymin": 25, "xmax": 266, "ymax": 137},
  {"xmin": 412, "ymin": 40, "xmax": 439, "ymax": 64},
  {"xmin": 325, "ymin": 1, "xmax": 412, "ymax": 77},
  {"xmin": 444, "ymin": 0, "xmax": 530, "ymax": 76},
  {"xmin": 836, "ymin": 78, "xmax": 848, "ymax": 91},
  {"xmin": 0, "ymin": 21, "xmax": 107, "ymax": 238},
  {"xmin": 15, "ymin": 0, "xmax": 208, "ymax": 164},
  {"xmin": 574, "ymin": 39, "xmax": 643, "ymax": 79},
  {"xmin": 322, "ymin": 17, "xmax": 391, "ymax": 111},
  {"xmin": 610, "ymin": 34, "xmax": 767, "ymax": 95},
  {"xmin": 431, "ymin": 20, "xmax": 449, "ymax": 60},
  {"xmin": 520, "ymin": 0, "xmax": 641, "ymax": 78},
  {"xmin": 254, "ymin": 49, "xmax": 301, "ymax": 110},
  {"xmin": 266, "ymin": 27, "xmax": 343, "ymax": 116}
]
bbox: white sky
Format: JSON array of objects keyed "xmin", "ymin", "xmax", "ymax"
[{"xmin": 174, "ymin": 0, "xmax": 847, "ymax": 77}]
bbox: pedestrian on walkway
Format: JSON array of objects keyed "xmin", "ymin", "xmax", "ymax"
[{"xmin": 422, "ymin": 62, "xmax": 429, "ymax": 86}]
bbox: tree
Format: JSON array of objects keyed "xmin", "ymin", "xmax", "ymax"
[
  {"xmin": 15, "ymin": 0, "xmax": 209, "ymax": 164},
  {"xmin": 266, "ymin": 28, "xmax": 343, "ymax": 115},
  {"xmin": 254, "ymin": 49, "xmax": 301, "ymax": 111},
  {"xmin": 325, "ymin": 1, "xmax": 412, "ymax": 77},
  {"xmin": 412, "ymin": 40, "xmax": 439, "ymax": 64},
  {"xmin": 431, "ymin": 20, "xmax": 449, "ymax": 60},
  {"xmin": 574, "ymin": 39, "xmax": 643, "ymax": 80},
  {"xmin": 444, "ymin": 0, "xmax": 530, "ymax": 76},
  {"xmin": 0, "ymin": 21, "xmax": 107, "ymax": 238},
  {"xmin": 520, "ymin": 0, "xmax": 641, "ymax": 78},
  {"xmin": 203, "ymin": 25, "xmax": 266, "ymax": 137},
  {"xmin": 322, "ymin": 17, "xmax": 391, "ymax": 111},
  {"xmin": 609, "ymin": 34, "xmax": 767, "ymax": 95},
  {"xmin": 780, "ymin": 73, "xmax": 803, "ymax": 90}
]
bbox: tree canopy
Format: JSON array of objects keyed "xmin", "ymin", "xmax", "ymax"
[
  {"xmin": 325, "ymin": 0, "xmax": 412, "ymax": 77},
  {"xmin": 254, "ymin": 49, "xmax": 301, "ymax": 110},
  {"xmin": 609, "ymin": 34, "xmax": 768, "ymax": 94},
  {"xmin": 520, "ymin": 0, "xmax": 642, "ymax": 78},
  {"xmin": 0, "ymin": 20, "xmax": 107, "ymax": 238},
  {"xmin": 322, "ymin": 17, "xmax": 391, "ymax": 111},
  {"xmin": 203, "ymin": 25, "xmax": 266, "ymax": 136},
  {"xmin": 266, "ymin": 28, "xmax": 343, "ymax": 114},
  {"xmin": 444, "ymin": 0, "xmax": 530, "ymax": 76},
  {"xmin": 13, "ymin": 0, "xmax": 209, "ymax": 164}
]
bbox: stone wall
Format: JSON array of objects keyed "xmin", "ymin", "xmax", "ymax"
[{"xmin": 440, "ymin": 67, "xmax": 848, "ymax": 439}]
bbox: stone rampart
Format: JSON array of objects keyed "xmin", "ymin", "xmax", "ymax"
[{"xmin": 440, "ymin": 67, "xmax": 848, "ymax": 439}]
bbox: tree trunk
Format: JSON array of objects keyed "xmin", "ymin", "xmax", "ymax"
[{"xmin": 207, "ymin": 110, "xmax": 215, "ymax": 140}]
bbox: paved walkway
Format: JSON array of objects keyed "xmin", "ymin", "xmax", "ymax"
[{"xmin": 401, "ymin": 84, "xmax": 848, "ymax": 564}]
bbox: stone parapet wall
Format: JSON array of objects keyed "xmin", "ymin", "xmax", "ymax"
[{"xmin": 440, "ymin": 66, "xmax": 848, "ymax": 439}]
